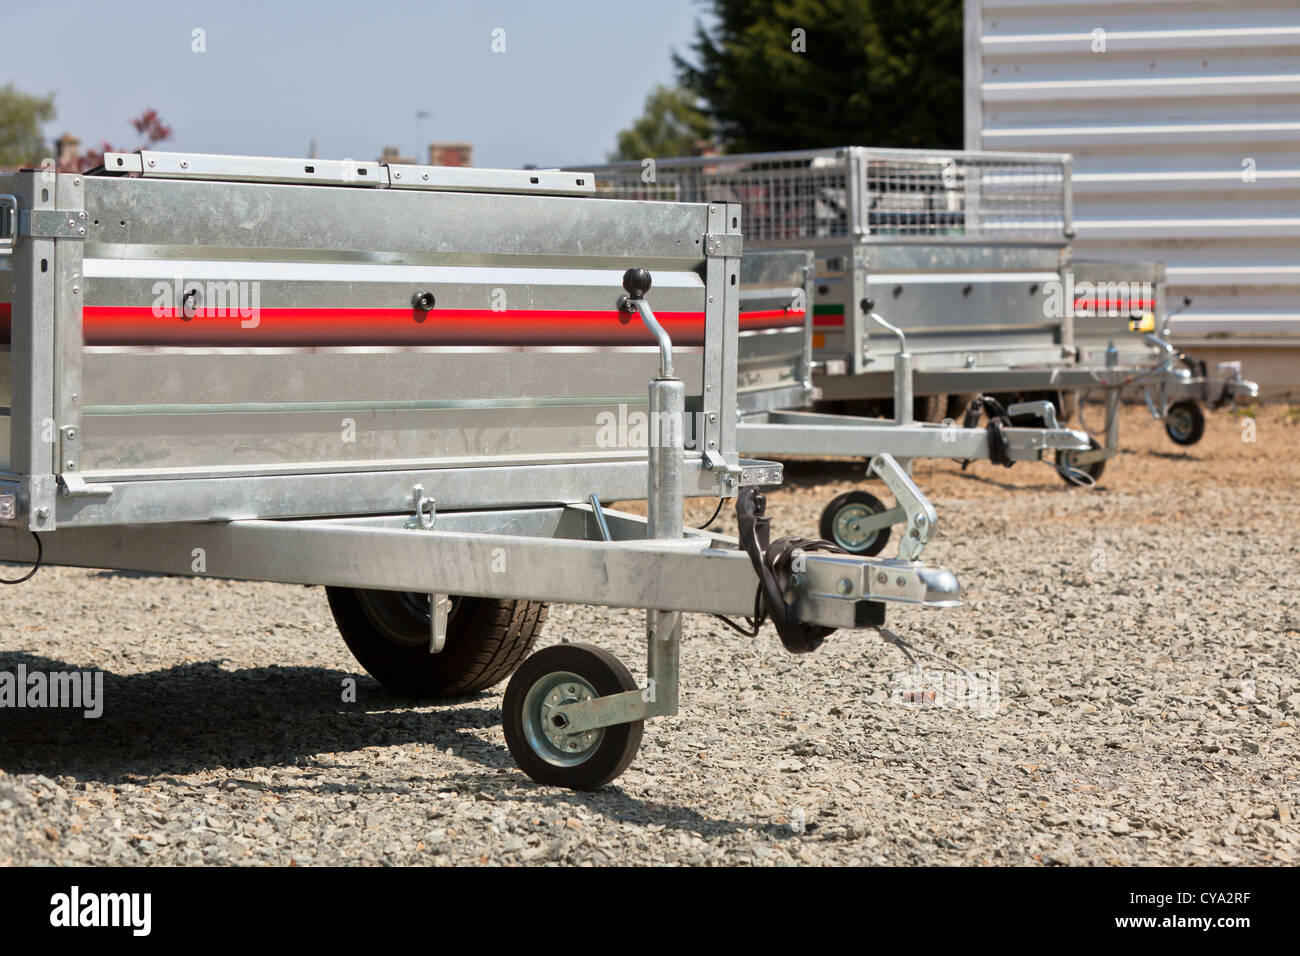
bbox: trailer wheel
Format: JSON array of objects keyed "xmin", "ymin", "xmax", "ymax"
[
  {"xmin": 326, "ymin": 588, "xmax": 547, "ymax": 698},
  {"xmin": 914, "ymin": 394, "xmax": 947, "ymax": 423},
  {"xmin": 1055, "ymin": 437, "xmax": 1106, "ymax": 487},
  {"xmin": 1164, "ymin": 401, "xmax": 1205, "ymax": 446},
  {"xmin": 503, "ymin": 643, "xmax": 643, "ymax": 790},
  {"xmin": 946, "ymin": 393, "xmax": 979, "ymax": 421},
  {"xmin": 819, "ymin": 490, "xmax": 893, "ymax": 556}
]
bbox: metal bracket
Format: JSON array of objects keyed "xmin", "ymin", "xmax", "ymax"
[
  {"xmin": 58, "ymin": 425, "xmax": 82, "ymax": 476},
  {"xmin": 412, "ymin": 485, "xmax": 436, "ymax": 530},
  {"xmin": 407, "ymin": 481, "xmax": 447, "ymax": 652},
  {"xmin": 703, "ymin": 233, "xmax": 743, "ymax": 258},
  {"xmin": 100, "ymin": 150, "xmax": 596, "ymax": 196},
  {"xmin": 549, "ymin": 688, "xmax": 657, "ymax": 737},
  {"xmin": 707, "ymin": 454, "xmax": 781, "ymax": 495},
  {"xmin": 108, "ymin": 150, "xmax": 387, "ymax": 188},
  {"xmin": 0, "ymin": 195, "xmax": 17, "ymax": 249},
  {"xmin": 738, "ymin": 461, "xmax": 783, "ymax": 486},
  {"xmin": 18, "ymin": 209, "xmax": 88, "ymax": 239},
  {"xmin": 58, "ymin": 474, "xmax": 114, "ymax": 498},
  {"xmin": 868, "ymin": 453, "xmax": 937, "ymax": 561},
  {"xmin": 1006, "ymin": 399, "xmax": 1059, "ymax": 430},
  {"xmin": 430, "ymin": 594, "xmax": 451, "ymax": 653}
]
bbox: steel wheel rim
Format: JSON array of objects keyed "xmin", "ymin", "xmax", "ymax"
[
  {"xmin": 355, "ymin": 590, "xmax": 459, "ymax": 647},
  {"xmin": 1167, "ymin": 406, "xmax": 1194, "ymax": 441},
  {"xmin": 1057, "ymin": 448, "xmax": 1097, "ymax": 486},
  {"xmin": 521, "ymin": 670, "xmax": 604, "ymax": 768},
  {"xmin": 832, "ymin": 503, "xmax": 880, "ymax": 552}
]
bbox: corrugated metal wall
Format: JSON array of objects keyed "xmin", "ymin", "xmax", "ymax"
[{"xmin": 965, "ymin": 0, "xmax": 1300, "ymax": 354}]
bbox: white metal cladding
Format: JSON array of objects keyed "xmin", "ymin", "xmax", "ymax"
[
  {"xmin": 582, "ymin": 148, "xmax": 1069, "ymax": 243},
  {"xmin": 966, "ymin": 0, "xmax": 1300, "ymax": 345}
]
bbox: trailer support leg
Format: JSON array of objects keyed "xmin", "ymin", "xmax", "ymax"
[
  {"xmin": 1103, "ymin": 381, "xmax": 1122, "ymax": 462},
  {"xmin": 1075, "ymin": 341, "xmax": 1123, "ymax": 469},
  {"xmin": 645, "ymin": 369, "xmax": 685, "ymax": 718},
  {"xmin": 551, "ymin": 270, "xmax": 685, "ymax": 735}
]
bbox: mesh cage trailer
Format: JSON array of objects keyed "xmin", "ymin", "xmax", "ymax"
[{"xmin": 579, "ymin": 148, "xmax": 1257, "ymax": 482}]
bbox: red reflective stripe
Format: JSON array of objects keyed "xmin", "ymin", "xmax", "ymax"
[
  {"xmin": 1, "ymin": 303, "xmax": 802, "ymax": 347},
  {"xmin": 1072, "ymin": 299, "xmax": 1156, "ymax": 310},
  {"xmin": 78, "ymin": 306, "xmax": 708, "ymax": 347}
]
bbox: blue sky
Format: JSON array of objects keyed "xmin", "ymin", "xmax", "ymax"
[{"xmin": 5, "ymin": 0, "xmax": 709, "ymax": 169}]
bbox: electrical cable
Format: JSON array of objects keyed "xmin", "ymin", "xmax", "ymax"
[
  {"xmin": 0, "ymin": 532, "xmax": 43, "ymax": 585},
  {"xmin": 695, "ymin": 496, "xmax": 726, "ymax": 532}
]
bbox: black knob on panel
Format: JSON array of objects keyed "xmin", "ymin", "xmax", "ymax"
[{"xmin": 622, "ymin": 268, "xmax": 652, "ymax": 299}]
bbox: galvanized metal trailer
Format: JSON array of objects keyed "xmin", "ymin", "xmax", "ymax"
[
  {"xmin": 734, "ymin": 248, "xmax": 1089, "ymax": 555},
  {"xmin": 1069, "ymin": 258, "xmax": 1254, "ymax": 450},
  {"xmin": 0, "ymin": 150, "xmax": 963, "ymax": 789},
  {"xmin": 580, "ymin": 147, "xmax": 1258, "ymax": 484}
]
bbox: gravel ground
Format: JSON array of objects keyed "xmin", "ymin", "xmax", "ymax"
[{"xmin": 1, "ymin": 402, "xmax": 1297, "ymax": 866}]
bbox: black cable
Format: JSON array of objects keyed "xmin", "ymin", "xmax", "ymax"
[
  {"xmin": 714, "ymin": 583, "xmax": 766, "ymax": 637},
  {"xmin": 714, "ymin": 610, "xmax": 761, "ymax": 637},
  {"xmin": 695, "ymin": 496, "xmax": 726, "ymax": 532},
  {"xmin": 0, "ymin": 532, "xmax": 43, "ymax": 585},
  {"xmin": 962, "ymin": 395, "xmax": 1015, "ymax": 468}
]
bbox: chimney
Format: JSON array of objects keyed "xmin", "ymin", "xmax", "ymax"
[
  {"xmin": 379, "ymin": 145, "xmax": 415, "ymax": 165},
  {"xmin": 55, "ymin": 133, "xmax": 81, "ymax": 172},
  {"xmin": 428, "ymin": 143, "xmax": 473, "ymax": 167}
]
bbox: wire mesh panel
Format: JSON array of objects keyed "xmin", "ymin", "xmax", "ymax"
[
  {"xmin": 588, "ymin": 150, "xmax": 852, "ymax": 242},
  {"xmin": 583, "ymin": 147, "xmax": 1069, "ymax": 244},
  {"xmin": 580, "ymin": 147, "xmax": 1072, "ymax": 379},
  {"xmin": 858, "ymin": 149, "xmax": 1068, "ymax": 241}
]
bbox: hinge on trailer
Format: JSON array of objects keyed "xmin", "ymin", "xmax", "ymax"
[
  {"xmin": 702, "ymin": 449, "xmax": 728, "ymax": 471},
  {"xmin": 703, "ymin": 233, "xmax": 742, "ymax": 258},
  {"xmin": 58, "ymin": 474, "xmax": 113, "ymax": 498},
  {"xmin": 58, "ymin": 425, "xmax": 81, "ymax": 477},
  {"xmin": 56, "ymin": 426, "xmax": 112, "ymax": 498},
  {"xmin": 19, "ymin": 209, "xmax": 88, "ymax": 239}
]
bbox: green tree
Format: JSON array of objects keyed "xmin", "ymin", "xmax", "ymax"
[
  {"xmin": 675, "ymin": 0, "xmax": 963, "ymax": 153},
  {"xmin": 609, "ymin": 85, "xmax": 716, "ymax": 161},
  {"xmin": 0, "ymin": 84, "xmax": 56, "ymax": 167}
]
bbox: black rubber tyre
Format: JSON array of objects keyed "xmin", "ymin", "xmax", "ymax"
[
  {"xmin": 1164, "ymin": 400, "xmax": 1206, "ymax": 446},
  {"xmin": 913, "ymin": 394, "xmax": 947, "ymax": 423},
  {"xmin": 946, "ymin": 393, "xmax": 979, "ymax": 422},
  {"xmin": 818, "ymin": 489, "xmax": 893, "ymax": 556},
  {"xmin": 503, "ymin": 643, "xmax": 643, "ymax": 790},
  {"xmin": 1054, "ymin": 389, "xmax": 1079, "ymax": 425},
  {"xmin": 1055, "ymin": 437, "xmax": 1106, "ymax": 487},
  {"xmin": 858, "ymin": 395, "xmax": 945, "ymax": 422},
  {"xmin": 326, "ymin": 588, "xmax": 547, "ymax": 698}
]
